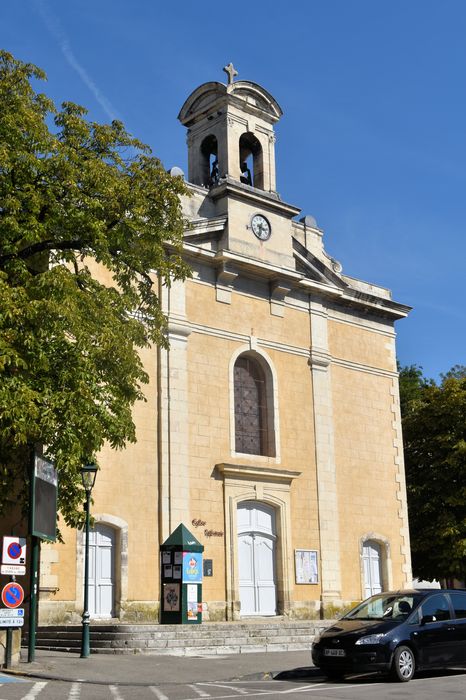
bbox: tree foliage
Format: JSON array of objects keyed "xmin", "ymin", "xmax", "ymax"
[
  {"xmin": 0, "ymin": 51, "xmax": 190, "ymax": 527},
  {"xmin": 400, "ymin": 363, "xmax": 466, "ymax": 582}
]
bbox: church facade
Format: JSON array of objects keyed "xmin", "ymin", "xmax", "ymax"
[{"xmin": 38, "ymin": 67, "xmax": 412, "ymax": 623}]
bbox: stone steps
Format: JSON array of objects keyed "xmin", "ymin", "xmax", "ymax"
[{"xmin": 24, "ymin": 620, "xmax": 333, "ymax": 655}]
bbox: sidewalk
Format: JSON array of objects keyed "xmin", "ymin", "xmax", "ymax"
[{"xmin": 4, "ymin": 648, "xmax": 318, "ymax": 685}]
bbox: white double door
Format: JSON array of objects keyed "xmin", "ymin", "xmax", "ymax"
[
  {"xmin": 88, "ymin": 524, "xmax": 115, "ymax": 618},
  {"xmin": 362, "ymin": 541, "xmax": 382, "ymax": 598},
  {"xmin": 237, "ymin": 502, "xmax": 277, "ymax": 616}
]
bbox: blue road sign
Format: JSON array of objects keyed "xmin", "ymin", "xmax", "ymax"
[
  {"xmin": 1, "ymin": 582, "xmax": 24, "ymax": 608},
  {"xmin": 7, "ymin": 542, "xmax": 22, "ymax": 560}
]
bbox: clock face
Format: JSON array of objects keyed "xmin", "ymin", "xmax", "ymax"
[{"xmin": 251, "ymin": 214, "xmax": 271, "ymax": 240}]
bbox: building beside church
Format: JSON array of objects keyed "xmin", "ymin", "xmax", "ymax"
[{"xmin": 38, "ymin": 66, "xmax": 412, "ymax": 623}]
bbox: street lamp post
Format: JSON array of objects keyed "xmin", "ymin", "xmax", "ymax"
[{"xmin": 80, "ymin": 463, "xmax": 98, "ymax": 659}]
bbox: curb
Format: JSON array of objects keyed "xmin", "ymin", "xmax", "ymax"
[{"xmin": 1, "ymin": 666, "xmax": 321, "ymax": 686}]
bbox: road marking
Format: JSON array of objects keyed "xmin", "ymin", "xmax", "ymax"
[
  {"xmin": 109, "ymin": 685, "xmax": 124, "ymax": 700},
  {"xmin": 0, "ymin": 673, "xmax": 26, "ymax": 683},
  {"xmin": 21, "ymin": 681, "xmax": 48, "ymax": 699},
  {"xmin": 187, "ymin": 685, "xmax": 211, "ymax": 697},
  {"xmin": 68, "ymin": 681, "xmax": 81, "ymax": 699},
  {"xmin": 150, "ymin": 687, "xmax": 170, "ymax": 700},
  {"xmin": 290, "ymin": 681, "xmax": 383, "ymax": 693},
  {"xmin": 184, "ymin": 687, "xmax": 323, "ymax": 700},
  {"xmin": 199, "ymin": 683, "xmax": 251, "ymax": 695}
]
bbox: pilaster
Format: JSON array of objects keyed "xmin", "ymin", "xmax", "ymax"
[
  {"xmin": 158, "ymin": 279, "xmax": 191, "ymax": 541},
  {"xmin": 309, "ymin": 300, "xmax": 342, "ymax": 603}
]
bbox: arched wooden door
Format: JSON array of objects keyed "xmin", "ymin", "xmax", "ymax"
[{"xmin": 237, "ymin": 501, "xmax": 277, "ymax": 615}]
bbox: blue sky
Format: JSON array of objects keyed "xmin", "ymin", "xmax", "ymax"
[{"xmin": 2, "ymin": 1, "xmax": 465, "ymax": 381}]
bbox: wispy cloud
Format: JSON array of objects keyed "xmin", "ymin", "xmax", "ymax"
[
  {"xmin": 34, "ymin": 0, "xmax": 121, "ymax": 122},
  {"xmin": 411, "ymin": 300, "xmax": 466, "ymax": 322}
]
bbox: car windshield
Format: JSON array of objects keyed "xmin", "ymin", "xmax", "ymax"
[{"xmin": 343, "ymin": 594, "xmax": 424, "ymax": 621}]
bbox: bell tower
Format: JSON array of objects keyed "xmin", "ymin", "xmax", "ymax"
[{"xmin": 178, "ymin": 63, "xmax": 282, "ymax": 193}]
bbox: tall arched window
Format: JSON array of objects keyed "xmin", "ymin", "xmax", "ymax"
[{"xmin": 234, "ymin": 354, "xmax": 273, "ymax": 455}]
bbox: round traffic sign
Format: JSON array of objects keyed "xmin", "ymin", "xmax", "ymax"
[
  {"xmin": 7, "ymin": 542, "xmax": 22, "ymax": 560},
  {"xmin": 1, "ymin": 582, "xmax": 24, "ymax": 608}
]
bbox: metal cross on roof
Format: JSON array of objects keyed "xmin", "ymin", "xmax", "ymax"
[{"xmin": 223, "ymin": 62, "xmax": 238, "ymax": 85}]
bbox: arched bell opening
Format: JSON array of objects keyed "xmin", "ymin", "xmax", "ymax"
[
  {"xmin": 239, "ymin": 132, "xmax": 264, "ymax": 190},
  {"xmin": 200, "ymin": 134, "xmax": 219, "ymax": 187}
]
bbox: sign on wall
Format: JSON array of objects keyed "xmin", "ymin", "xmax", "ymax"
[{"xmin": 295, "ymin": 549, "xmax": 319, "ymax": 584}]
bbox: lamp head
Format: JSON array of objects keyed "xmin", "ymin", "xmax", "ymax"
[{"xmin": 80, "ymin": 463, "xmax": 98, "ymax": 493}]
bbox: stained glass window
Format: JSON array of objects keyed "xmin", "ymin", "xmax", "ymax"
[{"xmin": 234, "ymin": 356, "xmax": 268, "ymax": 455}]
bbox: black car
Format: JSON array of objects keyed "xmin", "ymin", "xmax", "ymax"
[{"xmin": 311, "ymin": 589, "xmax": 466, "ymax": 682}]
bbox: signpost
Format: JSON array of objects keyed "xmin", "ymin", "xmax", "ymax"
[
  {"xmin": 0, "ymin": 449, "xmax": 58, "ymax": 667},
  {"xmin": 28, "ymin": 448, "xmax": 58, "ymax": 662},
  {"xmin": 0, "ymin": 582, "xmax": 25, "ymax": 669}
]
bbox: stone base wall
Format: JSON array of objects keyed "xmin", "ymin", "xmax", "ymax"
[
  {"xmin": 37, "ymin": 596, "xmax": 362, "ymax": 625},
  {"xmin": 120, "ymin": 601, "xmax": 159, "ymax": 622},
  {"xmin": 287, "ymin": 600, "xmax": 321, "ymax": 619},
  {"xmin": 201, "ymin": 601, "xmax": 227, "ymax": 622},
  {"xmin": 0, "ymin": 629, "xmax": 21, "ymax": 668},
  {"xmin": 38, "ymin": 600, "xmax": 81, "ymax": 625}
]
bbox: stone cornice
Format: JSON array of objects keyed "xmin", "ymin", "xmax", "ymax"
[
  {"xmin": 176, "ymin": 244, "xmax": 409, "ymax": 321},
  {"xmin": 214, "ymin": 249, "xmax": 301, "ymax": 282},
  {"xmin": 208, "ymin": 178, "xmax": 301, "ymax": 218},
  {"xmin": 186, "ymin": 216, "xmax": 227, "ymax": 237},
  {"xmin": 216, "ymin": 463, "xmax": 301, "ymax": 484}
]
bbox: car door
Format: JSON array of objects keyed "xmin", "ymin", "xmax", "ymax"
[
  {"xmin": 447, "ymin": 592, "xmax": 466, "ymax": 666},
  {"xmin": 414, "ymin": 593, "xmax": 456, "ymax": 668}
]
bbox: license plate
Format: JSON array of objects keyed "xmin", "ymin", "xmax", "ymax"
[{"xmin": 324, "ymin": 648, "xmax": 346, "ymax": 657}]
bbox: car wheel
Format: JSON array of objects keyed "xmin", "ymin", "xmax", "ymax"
[{"xmin": 390, "ymin": 645, "xmax": 415, "ymax": 682}]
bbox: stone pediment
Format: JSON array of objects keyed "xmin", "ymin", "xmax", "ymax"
[
  {"xmin": 227, "ymin": 81, "xmax": 282, "ymax": 121},
  {"xmin": 293, "ymin": 238, "xmax": 348, "ymax": 290},
  {"xmin": 178, "ymin": 82, "xmax": 226, "ymax": 125},
  {"xmin": 178, "ymin": 80, "xmax": 283, "ymax": 126}
]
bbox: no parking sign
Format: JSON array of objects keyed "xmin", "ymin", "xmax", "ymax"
[
  {"xmin": 1, "ymin": 582, "xmax": 24, "ymax": 609},
  {"xmin": 3, "ymin": 537, "xmax": 26, "ymax": 564},
  {"xmin": 1, "ymin": 536, "xmax": 27, "ymax": 575}
]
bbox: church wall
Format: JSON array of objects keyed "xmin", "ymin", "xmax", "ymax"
[
  {"xmin": 50, "ymin": 527, "xmax": 76, "ymax": 602},
  {"xmin": 97, "ymin": 343, "xmax": 160, "ymax": 608},
  {"xmin": 328, "ymin": 309, "xmax": 409, "ymax": 606},
  {"xmin": 37, "ymin": 527, "xmax": 78, "ymax": 624},
  {"xmin": 332, "ymin": 368, "xmax": 399, "ymax": 596},
  {"xmin": 328, "ymin": 319, "xmax": 395, "ymax": 373},
  {"xmin": 187, "ymin": 331, "xmax": 234, "ymax": 615},
  {"xmin": 38, "ymin": 342, "xmax": 160, "ymax": 623},
  {"xmin": 185, "ymin": 275, "xmax": 321, "ymax": 618},
  {"xmin": 186, "ymin": 277, "xmax": 310, "ymax": 350}
]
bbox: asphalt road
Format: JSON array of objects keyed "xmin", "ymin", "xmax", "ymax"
[{"xmin": 1, "ymin": 669, "xmax": 466, "ymax": 700}]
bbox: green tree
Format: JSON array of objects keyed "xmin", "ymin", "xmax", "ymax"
[
  {"xmin": 0, "ymin": 51, "xmax": 190, "ymax": 527},
  {"xmin": 400, "ymin": 363, "xmax": 466, "ymax": 582},
  {"xmin": 397, "ymin": 362, "xmax": 430, "ymax": 416}
]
